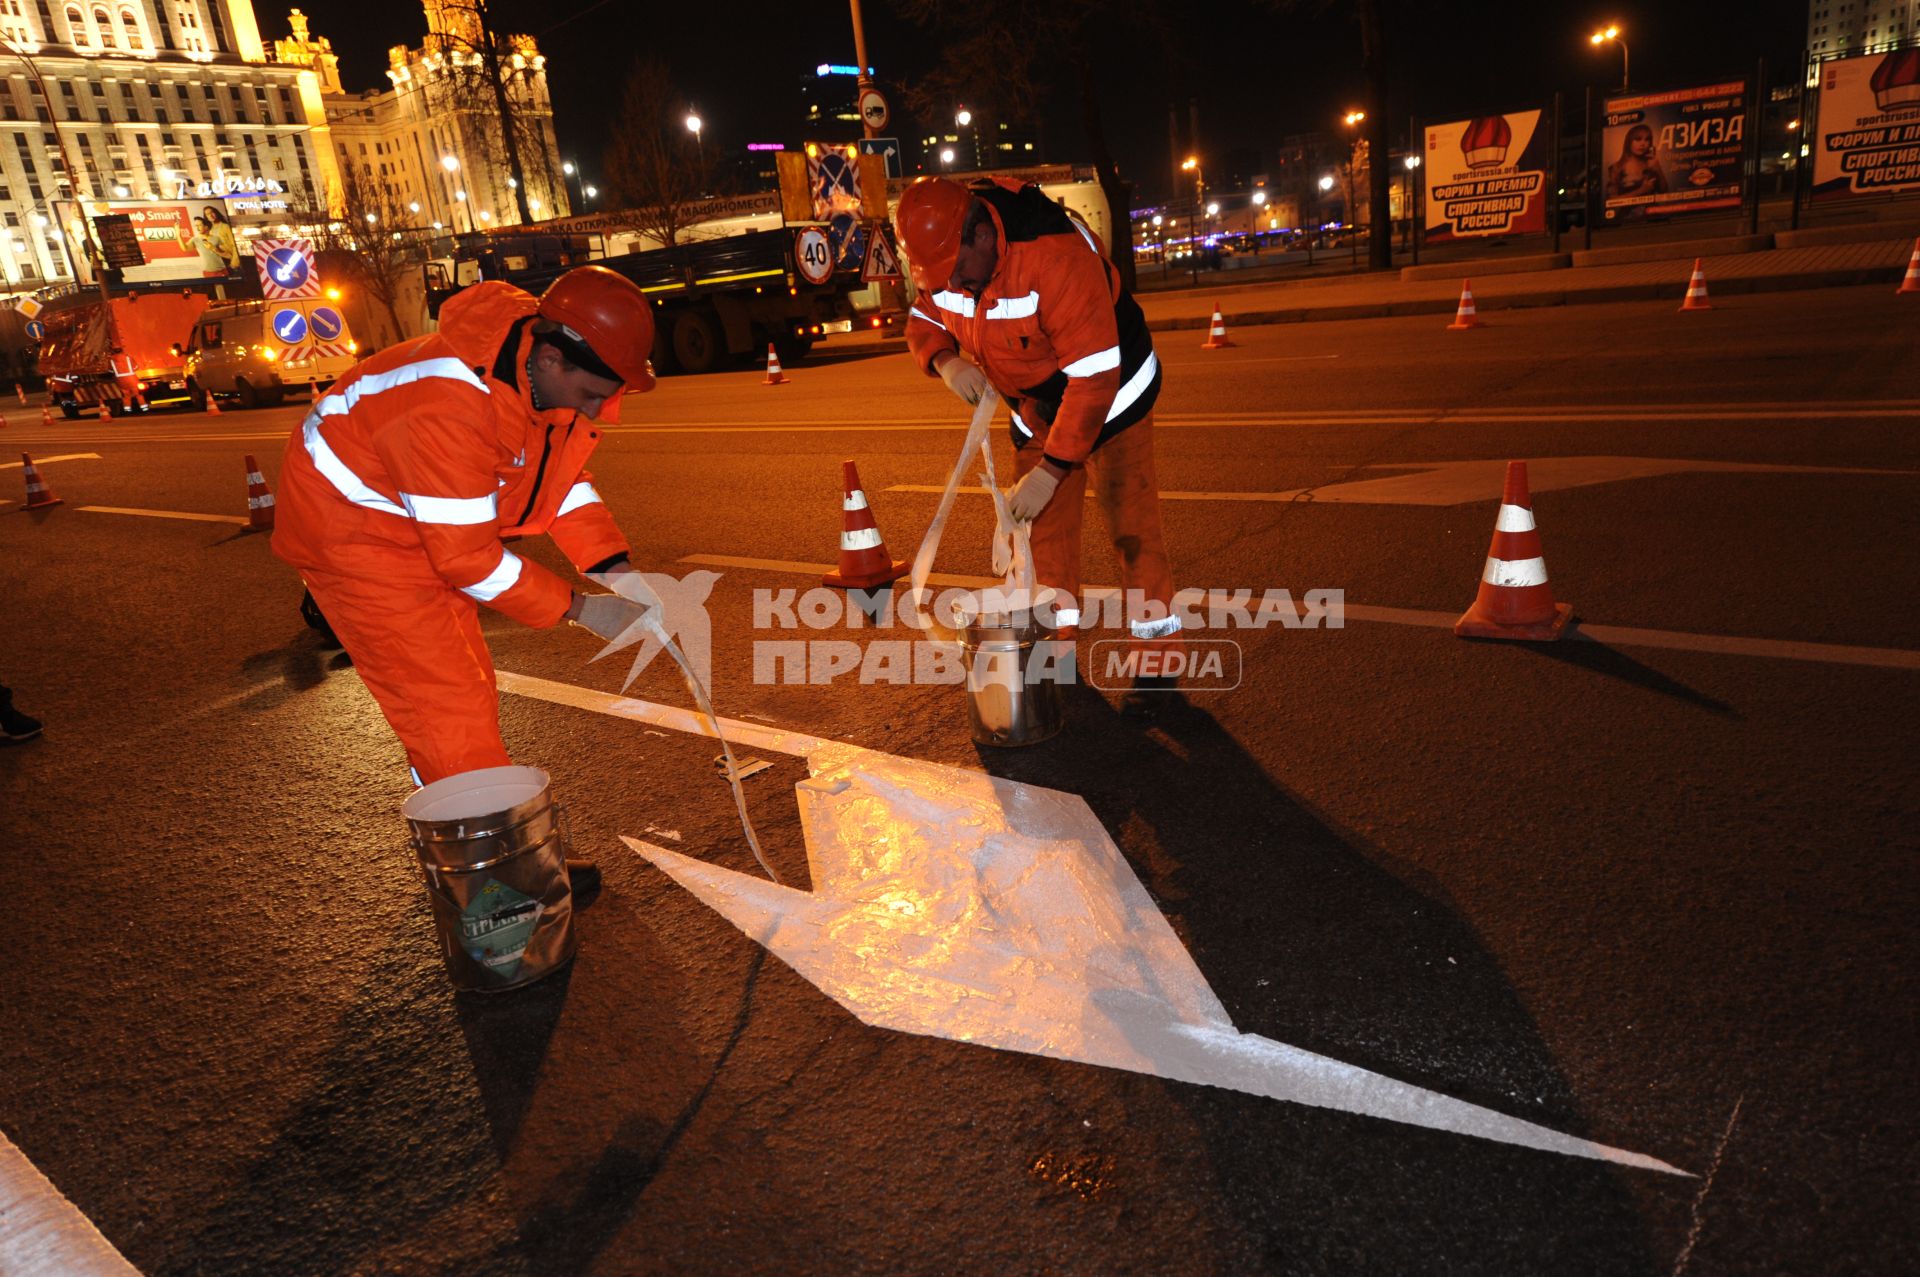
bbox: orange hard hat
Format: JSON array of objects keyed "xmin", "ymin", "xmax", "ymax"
[
  {"xmin": 537, "ymin": 265, "xmax": 656, "ymax": 393},
  {"xmin": 896, "ymin": 177, "xmax": 972, "ymax": 291}
]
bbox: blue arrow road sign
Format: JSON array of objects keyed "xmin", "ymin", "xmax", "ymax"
[
  {"xmin": 25, "ymin": 319, "xmax": 46, "ymax": 340},
  {"xmin": 272, "ymin": 308, "xmax": 309, "ymax": 344},
  {"xmin": 857, "ymin": 137, "xmax": 903, "ymax": 178},
  {"xmin": 309, "ymin": 307, "xmax": 344, "ymax": 342},
  {"xmin": 265, "ymin": 246, "xmax": 309, "ymax": 290}
]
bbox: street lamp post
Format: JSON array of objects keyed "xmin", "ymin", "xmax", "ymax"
[
  {"xmin": 1589, "ymin": 25, "xmax": 1629, "ymax": 91},
  {"xmin": 1342, "ymin": 110, "xmax": 1366, "ymax": 267},
  {"xmin": 1180, "ymin": 155, "xmax": 1201, "ymax": 286},
  {"xmin": 1313, "ymin": 173, "xmax": 1335, "ymax": 267},
  {"xmin": 686, "ymin": 113, "xmax": 705, "ymax": 192}
]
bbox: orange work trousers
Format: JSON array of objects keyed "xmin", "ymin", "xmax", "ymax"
[
  {"xmin": 301, "ymin": 566, "xmax": 511, "ymax": 785},
  {"xmin": 1014, "ymin": 412, "xmax": 1178, "ymax": 641}
]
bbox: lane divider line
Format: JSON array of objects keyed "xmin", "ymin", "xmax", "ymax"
[
  {"xmin": 0, "ymin": 1128, "xmax": 141, "ymax": 1276},
  {"xmin": 676, "ymin": 554, "xmax": 1920, "ymax": 671},
  {"xmin": 76, "ymin": 506, "xmax": 250, "ymax": 526},
  {"xmin": 0, "ymin": 453, "xmax": 101, "ymax": 470}
]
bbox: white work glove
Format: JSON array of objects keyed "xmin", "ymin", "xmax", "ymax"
[
  {"xmin": 937, "ymin": 353, "xmax": 991, "ymax": 405},
  {"xmin": 1007, "ymin": 465, "xmax": 1063, "ymax": 523},
  {"xmin": 569, "ymin": 592, "xmax": 651, "ymax": 642}
]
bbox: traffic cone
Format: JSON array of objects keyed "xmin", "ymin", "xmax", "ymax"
[
  {"xmin": 1679, "ymin": 258, "xmax": 1712, "ymax": 311},
  {"xmin": 205, "ymin": 392, "xmax": 222, "ymax": 415},
  {"xmin": 96, "ymin": 401, "xmax": 112, "ymax": 422},
  {"xmin": 763, "ymin": 343, "xmax": 789, "ymax": 385},
  {"xmin": 20, "ymin": 454, "xmax": 62, "ymax": 510},
  {"xmin": 1200, "ymin": 303, "xmax": 1237, "ymax": 349},
  {"xmin": 244, "ymin": 453, "xmax": 275, "ymax": 531},
  {"xmin": 13, "ymin": 384, "xmax": 24, "ymax": 405},
  {"xmin": 1455, "ymin": 461, "xmax": 1572, "ymax": 641},
  {"xmin": 1447, "ymin": 280, "xmax": 1483, "ymax": 330},
  {"xmin": 822, "ymin": 460, "xmax": 909, "ymax": 590},
  {"xmin": 40, "ymin": 406, "xmax": 53, "ymax": 427},
  {"xmin": 1898, "ymin": 237, "xmax": 1920, "ymax": 294}
]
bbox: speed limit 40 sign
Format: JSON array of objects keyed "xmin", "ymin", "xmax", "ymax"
[{"xmin": 793, "ymin": 226, "xmax": 835, "ymax": 285}]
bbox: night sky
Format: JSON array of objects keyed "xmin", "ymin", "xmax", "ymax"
[{"xmin": 287, "ymin": 0, "xmax": 1815, "ymax": 203}]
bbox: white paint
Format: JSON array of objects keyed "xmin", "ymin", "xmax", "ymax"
[
  {"xmin": 625, "ymin": 742, "xmax": 1687, "ymax": 1174},
  {"xmin": 891, "ymin": 457, "xmax": 1920, "ymax": 507},
  {"xmin": 76, "ymin": 505, "xmax": 249, "ymax": 526},
  {"xmin": 673, "ymin": 554, "xmax": 1920, "ymax": 671},
  {"xmin": 0, "ymin": 453, "xmax": 101, "ymax": 470},
  {"xmin": 0, "ymin": 1128, "xmax": 140, "ymax": 1275}
]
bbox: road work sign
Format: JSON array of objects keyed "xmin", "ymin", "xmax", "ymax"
[{"xmin": 860, "ymin": 224, "xmax": 903, "ymax": 282}]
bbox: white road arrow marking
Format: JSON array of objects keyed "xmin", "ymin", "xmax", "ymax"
[{"xmin": 627, "ymin": 742, "xmax": 1687, "ymax": 1175}]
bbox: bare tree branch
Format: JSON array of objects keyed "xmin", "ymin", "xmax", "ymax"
[{"xmin": 600, "ymin": 55, "xmax": 713, "ymax": 249}]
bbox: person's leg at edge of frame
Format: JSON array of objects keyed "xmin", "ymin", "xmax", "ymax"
[{"xmin": 1086, "ymin": 415, "xmax": 1184, "ymax": 691}]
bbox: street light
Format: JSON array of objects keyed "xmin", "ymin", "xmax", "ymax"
[
  {"xmin": 441, "ymin": 155, "xmax": 460, "ymax": 172},
  {"xmin": 584, "ymin": 185, "xmax": 597, "ymax": 200},
  {"xmin": 1252, "ymin": 190, "xmax": 1266, "ymax": 205},
  {"xmin": 955, "ymin": 108, "xmax": 971, "ymax": 127},
  {"xmin": 563, "ymin": 161, "xmax": 575, "ymax": 175},
  {"xmin": 1205, "ymin": 200, "xmax": 1219, "ymax": 216},
  {"xmin": 1589, "ymin": 24, "xmax": 1629, "ymax": 90},
  {"xmin": 939, "ymin": 147, "xmax": 955, "ymax": 165}
]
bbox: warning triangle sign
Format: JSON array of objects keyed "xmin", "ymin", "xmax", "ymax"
[{"xmin": 861, "ymin": 225, "xmax": 904, "ymax": 282}]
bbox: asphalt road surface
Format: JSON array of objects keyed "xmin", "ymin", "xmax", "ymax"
[{"xmin": 2, "ymin": 286, "xmax": 1916, "ymax": 1275}]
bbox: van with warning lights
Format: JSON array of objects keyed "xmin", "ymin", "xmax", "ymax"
[{"xmin": 181, "ymin": 296, "xmax": 360, "ymax": 409}]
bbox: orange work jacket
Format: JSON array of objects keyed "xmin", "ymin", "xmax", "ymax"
[{"xmin": 272, "ymin": 281, "xmax": 629, "ymax": 628}]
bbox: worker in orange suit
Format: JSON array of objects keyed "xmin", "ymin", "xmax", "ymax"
[
  {"xmin": 897, "ymin": 176, "xmax": 1182, "ymax": 712},
  {"xmin": 272, "ymin": 265, "xmax": 660, "ymax": 880}
]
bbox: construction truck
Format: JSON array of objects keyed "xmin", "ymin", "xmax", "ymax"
[
  {"xmin": 35, "ymin": 288, "xmax": 210, "ymax": 417},
  {"xmin": 425, "ymin": 153, "xmax": 907, "ymax": 376},
  {"xmin": 424, "ymin": 225, "xmax": 900, "ymax": 376}
]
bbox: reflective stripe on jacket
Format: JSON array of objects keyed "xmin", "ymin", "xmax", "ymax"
[
  {"xmin": 272, "ymin": 281, "xmax": 630, "ymax": 628},
  {"xmin": 906, "ymin": 179, "xmax": 1159, "ymax": 464}
]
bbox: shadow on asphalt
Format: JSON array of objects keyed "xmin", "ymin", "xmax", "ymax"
[
  {"xmin": 970, "ymin": 683, "xmax": 1669, "ymax": 1271},
  {"xmin": 1536, "ymin": 631, "xmax": 1741, "ymax": 718}
]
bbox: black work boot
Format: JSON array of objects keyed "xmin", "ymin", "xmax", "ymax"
[
  {"xmin": 1, "ymin": 687, "xmax": 43, "ymax": 743},
  {"xmin": 1119, "ymin": 675, "xmax": 1182, "ymax": 721}
]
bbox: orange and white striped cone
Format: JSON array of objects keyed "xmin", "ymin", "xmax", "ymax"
[
  {"xmin": 244, "ymin": 453, "xmax": 275, "ymax": 531},
  {"xmin": 205, "ymin": 392, "xmax": 222, "ymax": 416},
  {"xmin": 822, "ymin": 460, "xmax": 909, "ymax": 590},
  {"xmin": 1679, "ymin": 258, "xmax": 1712, "ymax": 311},
  {"xmin": 96, "ymin": 400, "xmax": 112, "ymax": 422},
  {"xmin": 764, "ymin": 343, "xmax": 789, "ymax": 385},
  {"xmin": 40, "ymin": 406, "xmax": 53, "ymax": 427},
  {"xmin": 1447, "ymin": 280, "xmax": 1483, "ymax": 330},
  {"xmin": 1898, "ymin": 237, "xmax": 1920, "ymax": 295},
  {"xmin": 20, "ymin": 453, "xmax": 62, "ymax": 510},
  {"xmin": 1200, "ymin": 303, "xmax": 1237, "ymax": 349},
  {"xmin": 1455, "ymin": 461, "xmax": 1572, "ymax": 641},
  {"xmin": 13, "ymin": 384, "xmax": 25, "ymax": 405}
]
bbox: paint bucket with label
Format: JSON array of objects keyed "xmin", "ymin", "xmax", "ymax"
[
  {"xmin": 402, "ymin": 765, "xmax": 577, "ymax": 992},
  {"xmin": 961, "ymin": 610, "xmax": 1066, "ymax": 747}
]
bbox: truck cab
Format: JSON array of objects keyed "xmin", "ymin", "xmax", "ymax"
[{"xmin": 183, "ymin": 297, "xmax": 359, "ymax": 409}]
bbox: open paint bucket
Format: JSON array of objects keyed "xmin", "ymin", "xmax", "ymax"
[
  {"xmin": 960, "ymin": 610, "xmax": 1067, "ymax": 747},
  {"xmin": 402, "ymin": 765, "xmax": 577, "ymax": 992}
]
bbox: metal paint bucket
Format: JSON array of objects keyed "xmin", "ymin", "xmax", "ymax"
[
  {"xmin": 961, "ymin": 613, "xmax": 1066, "ymax": 747},
  {"xmin": 402, "ymin": 765, "xmax": 577, "ymax": 993}
]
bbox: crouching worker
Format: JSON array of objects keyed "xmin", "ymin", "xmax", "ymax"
[{"xmin": 272, "ymin": 265, "xmax": 662, "ymax": 898}]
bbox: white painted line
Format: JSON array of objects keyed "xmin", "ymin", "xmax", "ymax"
[
  {"xmin": 676, "ymin": 554, "xmax": 1920, "ymax": 671},
  {"xmin": 76, "ymin": 505, "xmax": 250, "ymax": 526},
  {"xmin": 0, "ymin": 1128, "xmax": 140, "ymax": 1275},
  {"xmin": 0, "ymin": 453, "xmax": 102, "ymax": 470},
  {"xmin": 889, "ymin": 457, "xmax": 1920, "ymax": 508},
  {"xmin": 493, "ymin": 670, "xmax": 827, "ymax": 757}
]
